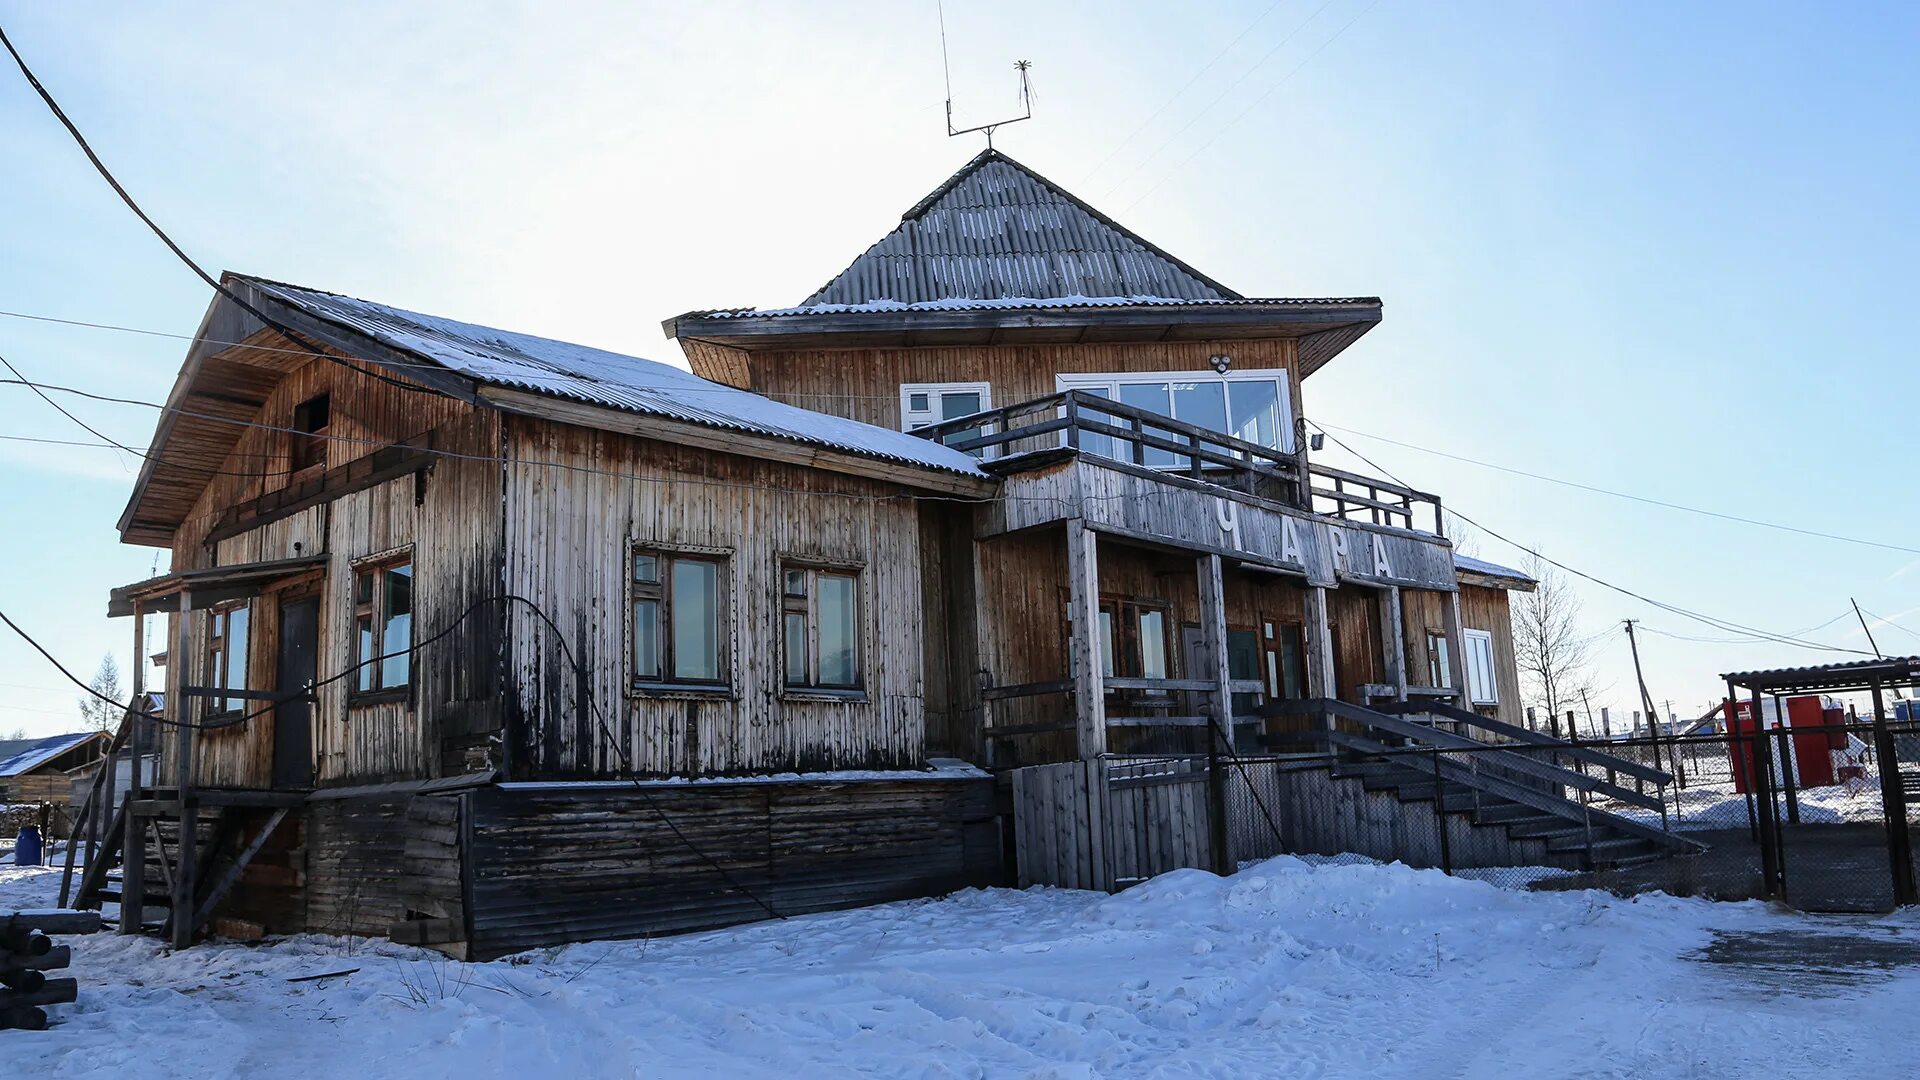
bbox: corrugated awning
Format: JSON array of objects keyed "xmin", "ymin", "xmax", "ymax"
[
  {"xmin": 108, "ymin": 555, "xmax": 327, "ymax": 617},
  {"xmin": 1721, "ymin": 656, "xmax": 1920, "ymax": 694}
]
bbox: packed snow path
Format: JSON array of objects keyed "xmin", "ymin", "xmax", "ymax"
[{"xmin": 4, "ymin": 858, "xmax": 1915, "ymax": 1078}]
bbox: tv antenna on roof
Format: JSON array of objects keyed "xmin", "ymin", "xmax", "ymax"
[{"xmin": 937, "ymin": 2, "xmax": 1032, "ymax": 148}]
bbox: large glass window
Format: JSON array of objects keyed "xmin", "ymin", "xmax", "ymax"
[
  {"xmin": 632, "ymin": 549, "xmax": 728, "ymax": 687},
  {"xmin": 1057, "ymin": 370, "xmax": 1294, "ymax": 468},
  {"xmin": 207, "ymin": 602, "xmax": 250, "ymax": 713},
  {"xmin": 353, "ymin": 557, "xmax": 412, "ymax": 698},
  {"xmin": 1081, "ymin": 599, "xmax": 1173, "ymax": 685},
  {"xmin": 782, "ymin": 564, "xmax": 862, "ymax": 690}
]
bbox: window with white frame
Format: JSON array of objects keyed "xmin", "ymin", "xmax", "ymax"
[
  {"xmin": 1054, "ymin": 369, "xmax": 1293, "ymax": 466},
  {"xmin": 1462, "ymin": 628, "xmax": 1498, "ymax": 705},
  {"xmin": 900, "ymin": 382, "xmax": 993, "ymax": 457}
]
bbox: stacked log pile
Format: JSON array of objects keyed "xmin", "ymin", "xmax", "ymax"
[{"xmin": 1, "ymin": 911, "xmax": 97, "ymax": 1031}]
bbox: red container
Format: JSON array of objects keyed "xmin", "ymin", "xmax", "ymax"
[{"xmin": 1784, "ymin": 695, "xmax": 1837, "ymax": 789}]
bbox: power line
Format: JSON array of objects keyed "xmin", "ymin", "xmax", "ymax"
[
  {"xmin": 1116, "ymin": 0, "xmax": 1385, "ymax": 215},
  {"xmin": 1081, "ymin": 0, "xmax": 1294, "ymax": 185},
  {"xmin": 1097, "ymin": 0, "xmax": 1341, "ymax": 202},
  {"xmin": 1303, "ymin": 418, "xmax": 1875, "ymax": 657},
  {"xmin": 1319, "ymin": 420, "xmax": 1920, "ymax": 558},
  {"xmin": 0, "ymin": 22, "xmax": 439, "ymax": 399}
]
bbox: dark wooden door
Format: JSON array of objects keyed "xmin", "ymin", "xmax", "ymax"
[{"xmin": 273, "ymin": 598, "xmax": 318, "ymax": 789}]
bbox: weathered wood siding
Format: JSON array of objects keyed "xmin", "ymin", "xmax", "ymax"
[
  {"xmin": 702, "ymin": 339, "xmax": 1302, "ymax": 437},
  {"xmin": 157, "ymin": 350, "xmax": 504, "ymax": 789},
  {"xmin": 502, "ymin": 417, "xmax": 933, "ymax": 777},
  {"xmin": 1460, "ymin": 583, "xmax": 1524, "ymax": 727},
  {"xmin": 304, "ymin": 793, "xmax": 467, "ymax": 950},
  {"xmin": 464, "ymin": 777, "xmax": 999, "ymax": 959}
]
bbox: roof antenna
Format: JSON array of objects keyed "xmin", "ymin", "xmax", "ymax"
[{"xmin": 937, "ymin": 1, "xmax": 1032, "ymax": 150}]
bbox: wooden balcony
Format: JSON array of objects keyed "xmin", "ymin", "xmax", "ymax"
[{"xmin": 914, "ymin": 389, "xmax": 1441, "ymax": 533}]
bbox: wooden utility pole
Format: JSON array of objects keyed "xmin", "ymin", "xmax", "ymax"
[{"xmin": 1622, "ymin": 620, "xmax": 1669, "ymax": 779}]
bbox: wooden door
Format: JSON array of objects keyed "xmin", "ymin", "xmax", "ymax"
[{"xmin": 272, "ymin": 597, "xmax": 318, "ymax": 789}]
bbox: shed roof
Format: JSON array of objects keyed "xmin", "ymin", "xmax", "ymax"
[
  {"xmin": 1721, "ymin": 656, "xmax": 1920, "ymax": 694},
  {"xmin": 0, "ymin": 732, "xmax": 104, "ymax": 778},
  {"xmin": 1452, "ymin": 553, "xmax": 1539, "ymax": 591}
]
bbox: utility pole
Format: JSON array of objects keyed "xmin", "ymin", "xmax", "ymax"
[
  {"xmin": 1852, "ymin": 598, "xmax": 1906, "ymax": 701},
  {"xmin": 1622, "ymin": 620, "xmax": 1669, "ymax": 779}
]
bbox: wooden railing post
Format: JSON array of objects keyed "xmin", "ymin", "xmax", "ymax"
[
  {"xmin": 1066, "ymin": 520, "xmax": 1107, "ymax": 759},
  {"xmin": 1197, "ymin": 553, "xmax": 1233, "ymax": 876},
  {"xmin": 170, "ymin": 588, "xmax": 196, "ymax": 949}
]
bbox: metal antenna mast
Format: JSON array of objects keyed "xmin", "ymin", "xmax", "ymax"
[{"xmin": 937, "ymin": 1, "xmax": 1033, "ymax": 148}]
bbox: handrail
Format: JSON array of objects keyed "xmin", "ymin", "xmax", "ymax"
[
  {"xmin": 1258, "ymin": 697, "xmax": 1667, "ymax": 812},
  {"xmin": 1374, "ymin": 700, "xmax": 1674, "ymax": 786}
]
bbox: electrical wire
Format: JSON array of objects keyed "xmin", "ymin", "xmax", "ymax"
[
  {"xmin": 1303, "ymin": 418, "xmax": 1876, "ymax": 657},
  {"xmin": 1318, "ymin": 420, "xmax": 1920, "ymax": 558},
  {"xmin": 0, "ymin": 23, "xmax": 440, "ymax": 399},
  {"xmin": 0, "ymin": 595, "xmax": 786, "ymax": 919}
]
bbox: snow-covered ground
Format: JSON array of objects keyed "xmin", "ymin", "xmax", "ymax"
[{"xmin": 5, "ymin": 858, "xmax": 1918, "ymax": 1079}]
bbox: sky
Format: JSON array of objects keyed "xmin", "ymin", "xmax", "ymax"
[{"xmin": 1, "ymin": 1, "xmax": 1917, "ymax": 738}]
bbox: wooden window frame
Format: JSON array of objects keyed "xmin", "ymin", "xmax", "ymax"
[
  {"xmin": 206, "ymin": 601, "xmax": 251, "ymax": 716},
  {"xmin": 350, "ymin": 550, "xmax": 414, "ymax": 706},
  {"xmin": 1262, "ymin": 618, "xmax": 1309, "ymax": 701},
  {"xmin": 629, "ymin": 544, "xmax": 732, "ymax": 695},
  {"xmin": 780, "ymin": 561, "xmax": 866, "ymax": 697},
  {"xmin": 1462, "ymin": 627, "xmax": 1498, "ymax": 705},
  {"xmin": 1425, "ymin": 628, "xmax": 1453, "ymax": 690},
  {"xmin": 1060, "ymin": 593, "xmax": 1174, "ymax": 695},
  {"xmin": 289, "ymin": 391, "xmax": 332, "ymax": 476}
]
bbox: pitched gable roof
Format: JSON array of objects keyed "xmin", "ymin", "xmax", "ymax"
[
  {"xmin": 801, "ymin": 149, "xmax": 1240, "ymax": 307},
  {"xmin": 0, "ymin": 732, "xmax": 104, "ymax": 778}
]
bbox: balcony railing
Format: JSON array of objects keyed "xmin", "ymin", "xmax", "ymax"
[{"xmin": 914, "ymin": 390, "xmax": 1442, "ymax": 533}]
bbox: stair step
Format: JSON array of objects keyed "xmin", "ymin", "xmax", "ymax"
[
  {"xmin": 1507, "ymin": 819, "xmax": 1586, "ymax": 840},
  {"xmin": 1473, "ymin": 804, "xmax": 1542, "ymax": 824},
  {"xmin": 1547, "ymin": 834, "xmax": 1648, "ymax": 856},
  {"xmin": 86, "ymin": 888, "xmax": 174, "ymax": 905}
]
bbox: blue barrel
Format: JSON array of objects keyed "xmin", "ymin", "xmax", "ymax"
[{"xmin": 13, "ymin": 824, "xmax": 43, "ymax": 866}]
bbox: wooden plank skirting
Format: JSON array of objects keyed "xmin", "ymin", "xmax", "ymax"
[{"xmin": 462, "ymin": 776, "xmax": 1000, "ymax": 960}]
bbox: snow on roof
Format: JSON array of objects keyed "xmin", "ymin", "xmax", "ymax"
[
  {"xmin": 0, "ymin": 732, "xmax": 100, "ymax": 778},
  {"xmin": 241, "ymin": 277, "xmax": 988, "ymax": 481},
  {"xmin": 1453, "ymin": 552, "xmax": 1537, "ymax": 585},
  {"xmin": 689, "ymin": 294, "xmax": 1378, "ymax": 321}
]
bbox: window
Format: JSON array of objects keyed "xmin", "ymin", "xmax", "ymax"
[
  {"xmin": 1426, "ymin": 630, "xmax": 1453, "ymax": 690},
  {"xmin": 782, "ymin": 564, "xmax": 863, "ymax": 690},
  {"xmin": 1263, "ymin": 620, "xmax": 1308, "ymax": 700},
  {"xmin": 206, "ymin": 603, "xmax": 250, "ymax": 713},
  {"xmin": 290, "ymin": 392, "xmax": 331, "ymax": 473},
  {"xmin": 631, "ymin": 548, "xmax": 728, "ymax": 688},
  {"xmin": 1463, "ymin": 628, "xmax": 1498, "ymax": 705},
  {"xmin": 1055, "ymin": 370, "xmax": 1293, "ymax": 466},
  {"xmin": 1077, "ymin": 598, "xmax": 1173, "ymax": 685},
  {"xmin": 900, "ymin": 382, "xmax": 993, "ymax": 457},
  {"xmin": 353, "ymin": 556, "xmax": 412, "ymax": 697}
]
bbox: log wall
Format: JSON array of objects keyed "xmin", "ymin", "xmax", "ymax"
[{"xmin": 463, "ymin": 776, "xmax": 999, "ymax": 959}]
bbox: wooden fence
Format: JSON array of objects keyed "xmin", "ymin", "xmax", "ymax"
[{"xmin": 1011, "ymin": 756, "xmax": 1291, "ymax": 891}]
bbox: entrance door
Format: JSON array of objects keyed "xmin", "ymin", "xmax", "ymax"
[{"xmin": 272, "ymin": 597, "xmax": 318, "ymax": 789}]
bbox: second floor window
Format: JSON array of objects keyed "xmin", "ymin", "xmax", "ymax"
[
  {"xmin": 354, "ymin": 556, "xmax": 413, "ymax": 697},
  {"xmin": 900, "ymin": 382, "xmax": 992, "ymax": 457},
  {"xmin": 632, "ymin": 549, "xmax": 727, "ymax": 687},
  {"xmin": 783, "ymin": 565, "xmax": 861, "ymax": 690},
  {"xmin": 1426, "ymin": 629, "xmax": 1453, "ymax": 690},
  {"xmin": 1055, "ymin": 370, "xmax": 1292, "ymax": 467},
  {"xmin": 1463, "ymin": 628, "xmax": 1498, "ymax": 705},
  {"xmin": 207, "ymin": 602, "xmax": 250, "ymax": 713},
  {"xmin": 290, "ymin": 392, "xmax": 331, "ymax": 474}
]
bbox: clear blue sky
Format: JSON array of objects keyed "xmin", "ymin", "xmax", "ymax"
[{"xmin": 2, "ymin": 1, "xmax": 1917, "ymax": 736}]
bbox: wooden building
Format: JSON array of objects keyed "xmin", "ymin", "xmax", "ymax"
[
  {"xmin": 83, "ymin": 149, "xmax": 1592, "ymax": 957},
  {"xmin": 0, "ymin": 732, "xmax": 110, "ymax": 810}
]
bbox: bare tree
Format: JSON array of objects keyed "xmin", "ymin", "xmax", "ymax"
[
  {"xmin": 1512, "ymin": 554, "xmax": 1600, "ymax": 735},
  {"xmin": 77, "ymin": 653, "xmax": 124, "ymax": 732}
]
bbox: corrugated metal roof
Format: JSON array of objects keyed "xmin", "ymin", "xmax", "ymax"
[
  {"xmin": 1721, "ymin": 656, "xmax": 1920, "ymax": 692},
  {"xmin": 690, "ymin": 294, "xmax": 1378, "ymax": 321},
  {"xmin": 240, "ymin": 277, "xmax": 987, "ymax": 481},
  {"xmin": 0, "ymin": 732, "xmax": 101, "ymax": 778},
  {"xmin": 801, "ymin": 150, "xmax": 1241, "ymax": 307},
  {"xmin": 1453, "ymin": 552, "xmax": 1538, "ymax": 585}
]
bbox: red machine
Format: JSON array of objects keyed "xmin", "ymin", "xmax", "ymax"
[{"xmin": 1723, "ymin": 695, "xmax": 1844, "ymax": 792}]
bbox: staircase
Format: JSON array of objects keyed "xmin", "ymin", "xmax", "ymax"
[
  {"xmin": 1260, "ymin": 697, "xmax": 1706, "ymax": 873},
  {"xmin": 69, "ymin": 793, "xmax": 300, "ymax": 943}
]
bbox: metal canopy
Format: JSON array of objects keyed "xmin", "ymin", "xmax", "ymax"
[
  {"xmin": 1720, "ymin": 656, "xmax": 1920, "ymax": 694},
  {"xmin": 107, "ymin": 555, "xmax": 327, "ymax": 617}
]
